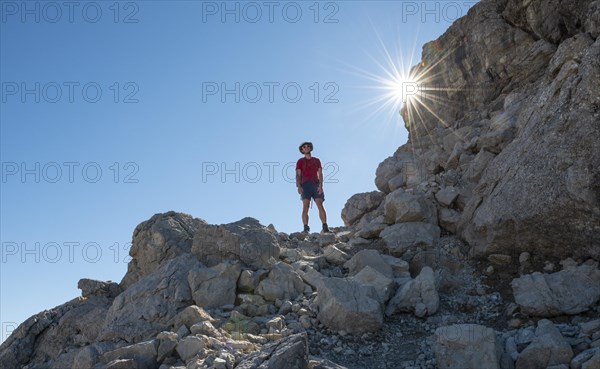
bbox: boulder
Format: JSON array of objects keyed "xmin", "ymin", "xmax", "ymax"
[
  {"xmin": 351, "ymin": 266, "xmax": 396, "ymax": 304},
  {"xmin": 101, "ymin": 255, "xmax": 199, "ymax": 342},
  {"xmin": 383, "ymin": 189, "xmax": 438, "ymax": 225},
  {"xmin": 166, "ymin": 305, "xmax": 215, "ymax": 331},
  {"xmin": 433, "ymin": 324, "xmax": 501, "ymax": 369},
  {"xmin": 322, "ymin": 244, "xmax": 349, "ymax": 265},
  {"xmin": 341, "ymin": 191, "xmax": 385, "ymax": 226},
  {"xmin": 297, "ymin": 266, "xmax": 325, "ymax": 291},
  {"xmin": 511, "ymin": 261, "xmax": 600, "ymax": 316},
  {"xmin": 155, "ymin": 331, "xmax": 178, "ymax": 363},
  {"xmin": 256, "ymin": 262, "xmax": 305, "ymax": 302},
  {"xmin": 343, "ymin": 249, "xmax": 393, "ymax": 278},
  {"xmin": 380, "ymin": 254, "xmax": 411, "ymax": 278},
  {"xmin": 386, "ymin": 266, "xmax": 439, "ymax": 317},
  {"xmin": 235, "ymin": 333, "xmax": 308, "ymax": 369},
  {"xmin": 316, "ymin": 277, "xmax": 383, "ymax": 334},
  {"xmin": 192, "ymin": 217, "xmax": 280, "ymax": 270},
  {"xmin": 101, "ymin": 340, "xmax": 158, "ymax": 369},
  {"xmin": 175, "ymin": 336, "xmax": 205, "ymax": 362},
  {"xmin": 188, "ymin": 261, "xmax": 241, "ymax": 308},
  {"xmin": 434, "ymin": 186, "xmax": 460, "ymax": 207},
  {"xmin": 237, "ymin": 269, "xmax": 268, "ymax": 293},
  {"xmin": 380, "ymin": 223, "xmax": 440, "ymax": 257},
  {"xmin": 516, "ymin": 319, "xmax": 574, "ymax": 369},
  {"xmin": 355, "ymin": 221, "xmax": 387, "ymax": 239},
  {"xmin": 78, "ymin": 279, "xmax": 122, "ymax": 298},
  {"xmin": 570, "ymin": 347, "xmax": 600, "ymax": 369},
  {"xmin": 375, "ymin": 149, "xmax": 423, "ymax": 193},
  {"xmin": 121, "ymin": 211, "xmax": 203, "ymax": 289}
]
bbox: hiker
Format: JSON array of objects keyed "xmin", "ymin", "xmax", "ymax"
[{"xmin": 296, "ymin": 141, "xmax": 331, "ymax": 233}]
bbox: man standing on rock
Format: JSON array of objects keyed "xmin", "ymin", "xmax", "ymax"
[{"xmin": 296, "ymin": 141, "xmax": 331, "ymax": 233}]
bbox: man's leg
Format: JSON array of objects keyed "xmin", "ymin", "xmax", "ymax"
[
  {"xmin": 315, "ymin": 198, "xmax": 327, "ymax": 224},
  {"xmin": 302, "ymin": 199, "xmax": 310, "ymax": 229}
]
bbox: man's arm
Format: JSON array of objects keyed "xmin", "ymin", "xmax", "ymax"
[
  {"xmin": 317, "ymin": 168, "xmax": 324, "ymax": 193},
  {"xmin": 296, "ymin": 169, "xmax": 303, "ymax": 194}
]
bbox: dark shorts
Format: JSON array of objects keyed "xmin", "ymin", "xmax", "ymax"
[{"xmin": 301, "ymin": 181, "xmax": 325, "ymax": 201}]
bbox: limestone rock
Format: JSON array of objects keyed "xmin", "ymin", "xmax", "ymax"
[
  {"xmin": 435, "ymin": 187, "xmax": 460, "ymax": 207},
  {"xmin": 121, "ymin": 211, "xmax": 203, "ymax": 289},
  {"xmin": 380, "ymin": 223, "xmax": 440, "ymax": 257},
  {"xmin": 570, "ymin": 347, "xmax": 600, "ymax": 369},
  {"xmin": 0, "ymin": 297, "xmax": 113, "ymax": 369},
  {"xmin": 175, "ymin": 336, "xmax": 205, "ymax": 362},
  {"xmin": 386, "ymin": 266, "xmax": 439, "ymax": 317},
  {"xmin": 434, "ymin": 324, "xmax": 501, "ymax": 369},
  {"xmin": 188, "ymin": 261, "xmax": 241, "ymax": 308},
  {"xmin": 316, "ymin": 277, "xmax": 383, "ymax": 334},
  {"xmin": 101, "ymin": 340, "xmax": 158, "ymax": 369},
  {"xmin": 375, "ymin": 149, "xmax": 423, "ymax": 193},
  {"xmin": 380, "ymin": 254, "xmax": 410, "ymax": 278},
  {"xmin": 458, "ymin": 33, "xmax": 600, "ymax": 261},
  {"xmin": 236, "ymin": 333, "xmax": 308, "ymax": 369},
  {"xmin": 354, "ymin": 221, "xmax": 386, "ymax": 239},
  {"xmin": 322, "ymin": 244, "xmax": 349, "ymax": 265},
  {"xmin": 101, "ymin": 255, "xmax": 198, "ymax": 342},
  {"xmin": 237, "ymin": 269, "xmax": 268, "ymax": 293},
  {"xmin": 166, "ymin": 305, "xmax": 215, "ymax": 331},
  {"xmin": 516, "ymin": 319, "xmax": 574, "ymax": 369},
  {"xmin": 78, "ymin": 279, "xmax": 122, "ymax": 298},
  {"xmin": 102, "ymin": 359, "xmax": 138, "ymax": 369},
  {"xmin": 192, "ymin": 217, "xmax": 280, "ymax": 270},
  {"xmin": 341, "ymin": 191, "xmax": 385, "ymax": 226},
  {"xmin": 351, "ymin": 266, "xmax": 396, "ymax": 304},
  {"xmin": 383, "ymin": 189, "xmax": 438, "ymax": 225},
  {"xmin": 511, "ymin": 261, "xmax": 600, "ymax": 316},
  {"xmin": 297, "ymin": 266, "xmax": 325, "ymax": 291},
  {"xmin": 343, "ymin": 249, "xmax": 393, "ymax": 278},
  {"xmin": 256, "ymin": 262, "xmax": 305, "ymax": 302}
]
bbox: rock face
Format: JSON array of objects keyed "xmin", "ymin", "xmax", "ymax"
[{"xmin": 346, "ymin": 0, "xmax": 600, "ymax": 261}]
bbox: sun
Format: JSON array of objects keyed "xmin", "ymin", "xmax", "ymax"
[{"xmin": 388, "ymin": 73, "xmax": 420, "ymax": 106}]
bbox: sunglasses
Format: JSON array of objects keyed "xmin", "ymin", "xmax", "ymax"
[{"xmin": 302, "ymin": 145, "xmax": 311, "ymax": 148}]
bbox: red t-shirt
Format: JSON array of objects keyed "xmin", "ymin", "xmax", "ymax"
[{"xmin": 296, "ymin": 157, "xmax": 322, "ymax": 184}]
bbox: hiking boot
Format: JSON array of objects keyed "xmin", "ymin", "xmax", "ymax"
[
  {"xmin": 322, "ymin": 223, "xmax": 331, "ymax": 233},
  {"xmin": 303, "ymin": 224, "xmax": 310, "ymax": 233}
]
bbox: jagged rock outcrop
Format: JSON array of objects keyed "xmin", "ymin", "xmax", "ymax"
[
  {"xmin": 342, "ymin": 0, "xmax": 600, "ymax": 262},
  {"xmin": 121, "ymin": 211, "xmax": 204, "ymax": 289},
  {"xmin": 192, "ymin": 217, "xmax": 280, "ymax": 270}
]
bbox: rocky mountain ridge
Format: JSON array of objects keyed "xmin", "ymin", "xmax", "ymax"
[{"xmin": 2, "ymin": 0, "xmax": 599, "ymax": 368}]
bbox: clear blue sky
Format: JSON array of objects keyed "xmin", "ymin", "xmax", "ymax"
[{"xmin": 0, "ymin": 0, "xmax": 477, "ymax": 342}]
